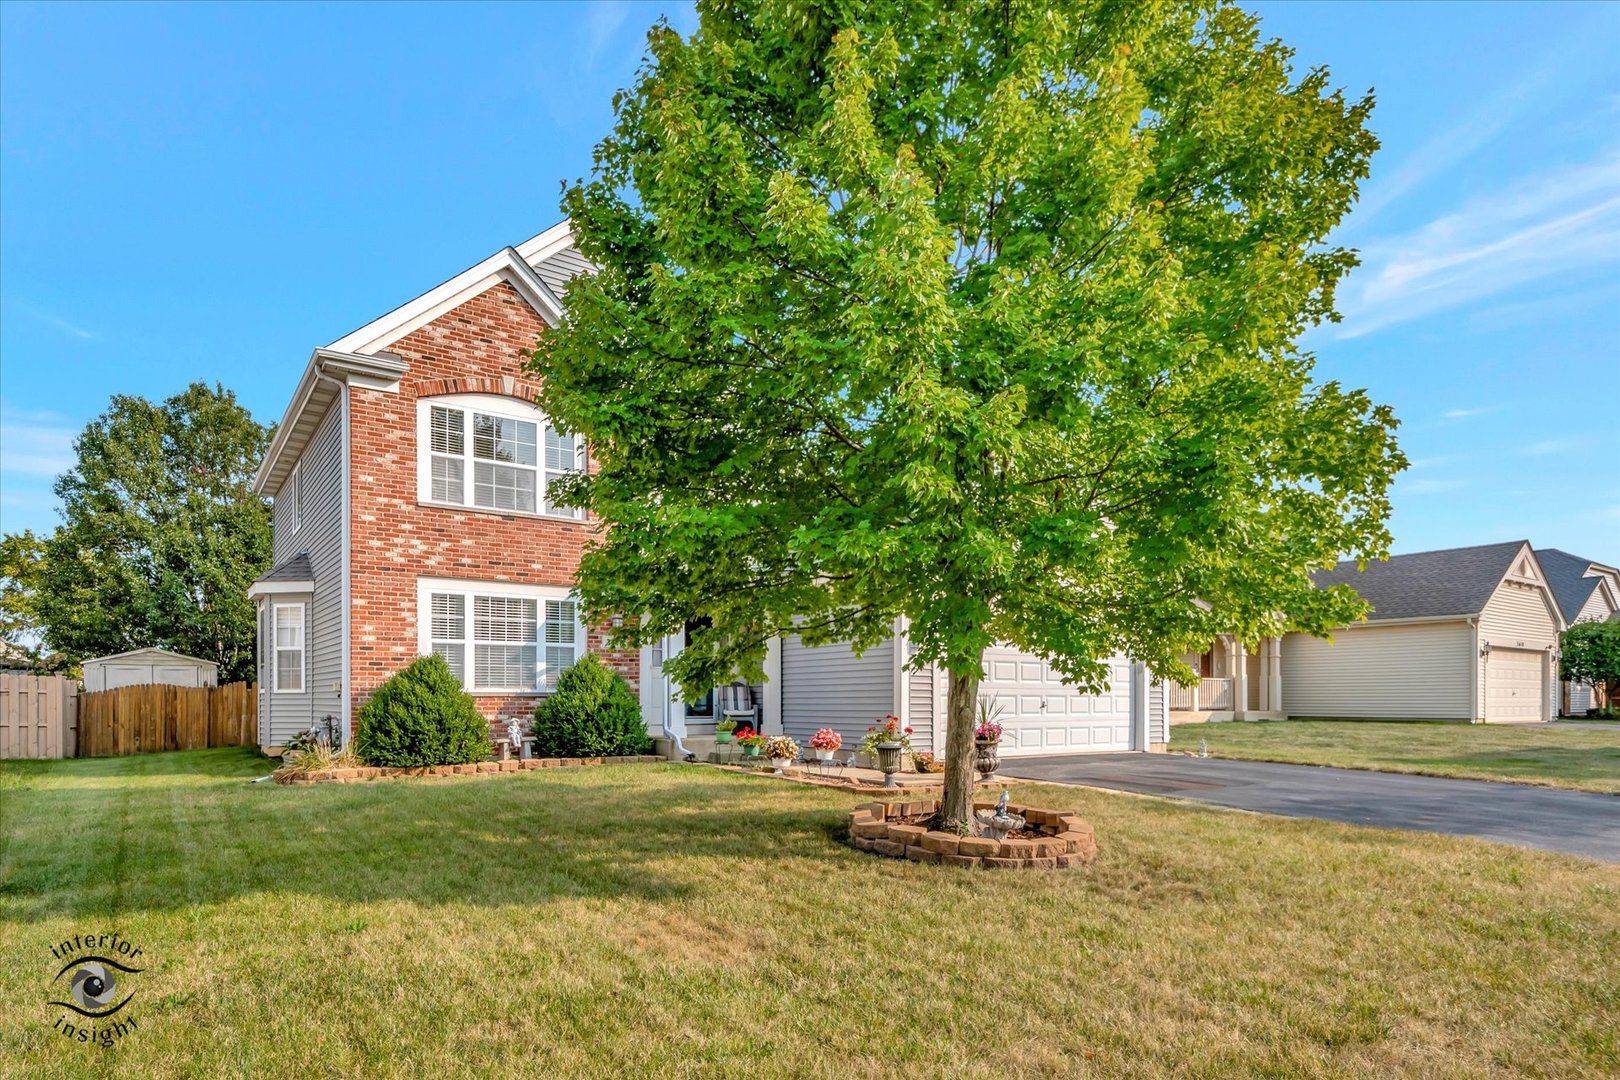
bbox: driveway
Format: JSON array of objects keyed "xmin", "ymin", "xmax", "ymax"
[{"xmin": 1000, "ymin": 753, "xmax": 1620, "ymax": 862}]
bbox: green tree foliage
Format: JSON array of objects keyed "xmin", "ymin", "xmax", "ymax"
[
  {"xmin": 14, "ymin": 384, "xmax": 272, "ymax": 681},
  {"xmin": 353, "ymin": 654, "xmax": 493, "ymax": 767},
  {"xmin": 531, "ymin": 654, "xmax": 652, "ymax": 757},
  {"xmin": 529, "ymin": 1, "xmax": 1405, "ymax": 820},
  {"xmin": 0, "ymin": 531, "xmax": 73, "ymax": 674},
  {"xmin": 1560, "ymin": 622, "xmax": 1620, "ymax": 711}
]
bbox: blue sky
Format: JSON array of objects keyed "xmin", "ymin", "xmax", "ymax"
[{"xmin": 1, "ymin": 1, "xmax": 1616, "ymax": 561}]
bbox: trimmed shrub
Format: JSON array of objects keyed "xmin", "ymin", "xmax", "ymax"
[
  {"xmin": 531, "ymin": 654, "xmax": 651, "ymax": 757},
  {"xmin": 354, "ymin": 654, "xmax": 491, "ymax": 767}
]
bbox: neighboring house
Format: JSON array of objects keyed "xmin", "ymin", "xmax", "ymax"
[
  {"xmin": 1537, "ymin": 548, "xmax": 1620, "ymax": 715},
  {"xmin": 82, "ymin": 647, "xmax": 219, "ymax": 691},
  {"xmin": 248, "ymin": 222, "xmax": 634, "ymax": 751},
  {"xmin": 1168, "ymin": 631, "xmax": 1287, "ymax": 723},
  {"xmin": 1281, "ymin": 541, "xmax": 1564, "ymax": 723}
]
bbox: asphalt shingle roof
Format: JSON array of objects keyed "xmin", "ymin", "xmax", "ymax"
[
  {"xmin": 253, "ymin": 553, "xmax": 312, "ymax": 585},
  {"xmin": 1310, "ymin": 541, "xmax": 1527, "ymax": 621},
  {"xmin": 1536, "ymin": 548, "xmax": 1606, "ymax": 624}
]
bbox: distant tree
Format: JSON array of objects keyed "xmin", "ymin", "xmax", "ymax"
[
  {"xmin": 1561, "ymin": 622, "xmax": 1620, "ymax": 712},
  {"xmin": 15, "ymin": 383, "xmax": 272, "ymax": 681},
  {"xmin": 0, "ymin": 531, "xmax": 72, "ymax": 673},
  {"xmin": 530, "ymin": 1, "xmax": 1404, "ymax": 823}
]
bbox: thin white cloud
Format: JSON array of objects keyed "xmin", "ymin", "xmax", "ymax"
[
  {"xmin": 0, "ymin": 407, "xmax": 78, "ymax": 479},
  {"xmin": 1401, "ymin": 477, "xmax": 1469, "ymax": 495},
  {"xmin": 1336, "ymin": 149, "xmax": 1620, "ymax": 339},
  {"xmin": 1524, "ymin": 436, "xmax": 1588, "ymax": 457},
  {"xmin": 581, "ymin": 1, "xmax": 632, "ymax": 71},
  {"xmin": 1441, "ymin": 407, "xmax": 1493, "ymax": 419},
  {"xmin": 1344, "ymin": 10, "xmax": 1614, "ymax": 233},
  {"xmin": 16, "ymin": 302, "xmax": 97, "ymax": 341}
]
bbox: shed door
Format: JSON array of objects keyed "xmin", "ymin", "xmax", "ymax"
[
  {"xmin": 1485, "ymin": 648, "xmax": 1544, "ymax": 722},
  {"xmin": 979, "ymin": 648, "xmax": 1133, "ymax": 756},
  {"xmin": 103, "ymin": 664, "xmax": 152, "ymax": 690}
]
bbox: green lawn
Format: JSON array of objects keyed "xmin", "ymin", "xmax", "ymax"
[
  {"xmin": 2, "ymin": 751, "xmax": 1616, "ymax": 1079},
  {"xmin": 1174, "ymin": 719, "xmax": 1620, "ymax": 793}
]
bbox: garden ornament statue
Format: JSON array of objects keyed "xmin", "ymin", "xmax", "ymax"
[
  {"xmin": 507, "ymin": 719, "xmax": 524, "ymax": 760},
  {"xmin": 974, "ymin": 790, "xmax": 1025, "ymax": 841}
]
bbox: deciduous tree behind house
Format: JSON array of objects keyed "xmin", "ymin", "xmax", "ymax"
[
  {"xmin": 9, "ymin": 383, "xmax": 272, "ymax": 682},
  {"xmin": 529, "ymin": 1, "xmax": 1406, "ymax": 823}
]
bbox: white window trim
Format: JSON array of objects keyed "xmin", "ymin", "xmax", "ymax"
[
  {"xmin": 416, "ymin": 577, "xmax": 586, "ymax": 695},
  {"xmin": 272, "ymin": 602, "xmax": 306, "ymax": 694},
  {"xmin": 414, "ymin": 393, "xmax": 586, "ymax": 522},
  {"xmin": 287, "ymin": 461, "xmax": 302, "ymax": 534}
]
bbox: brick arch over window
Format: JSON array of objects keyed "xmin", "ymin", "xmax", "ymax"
[{"xmin": 411, "ymin": 375, "xmax": 545, "ymax": 404}]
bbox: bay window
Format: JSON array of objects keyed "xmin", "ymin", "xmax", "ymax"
[{"xmin": 419, "ymin": 395, "xmax": 584, "ymax": 518}]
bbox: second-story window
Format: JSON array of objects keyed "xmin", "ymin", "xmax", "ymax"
[{"xmin": 420, "ymin": 395, "xmax": 585, "ymax": 519}]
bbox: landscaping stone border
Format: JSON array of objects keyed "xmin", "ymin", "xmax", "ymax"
[
  {"xmin": 273, "ymin": 755, "xmax": 665, "ymax": 785},
  {"xmin": 846, "ymin": 798, "xmax": 1098, "ymax": 869}
]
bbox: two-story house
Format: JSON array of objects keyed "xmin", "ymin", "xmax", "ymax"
[
  {"xmin": 248, "ymin": 219, "xmax": 1174, "ymax": 758},
  {"xmin": 247, "ymin": 221, "xmax": 632, "ymax": 750}
]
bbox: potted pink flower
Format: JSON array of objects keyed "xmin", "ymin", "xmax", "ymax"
[{"xmin": 809, "ymin": 728, "xmax": 842, "ymax": 762}]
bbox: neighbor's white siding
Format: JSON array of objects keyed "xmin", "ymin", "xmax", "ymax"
[
  {"xmin": 1478, "ymin": 579, "xmax": 1559, "ymax": 722},
  {"xmin": 1282, "ymin": 622, "xmax": 1474, "ymax": 720},
  {"xmin": 1149, "ymin": 679, "xmax": 1168, "ymax": 745},
  {"xmin": 779, "ymin": 635, "xmax": 896, "ymax": 748},
  {"xmin": 1564, "ymin": 588, "xmax": 1614, "ymax": 715}
]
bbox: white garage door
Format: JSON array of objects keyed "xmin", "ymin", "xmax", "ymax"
[
  {"xmin": 1485, "ymin": 649, "xmax": 1544, "ymax": 722},
  {"xmin": 979, "ymin": 648, "xmax": 1133, "ymax": 756}
]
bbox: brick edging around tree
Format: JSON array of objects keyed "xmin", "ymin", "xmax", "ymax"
[{"xmin": 847, "ymin": 799, "xmax": 1099, "ymax": 869}]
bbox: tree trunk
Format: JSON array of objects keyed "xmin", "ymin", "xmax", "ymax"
[{"xmin": 938, "ymin": 658, "xmax": 982, "ymax": 826}]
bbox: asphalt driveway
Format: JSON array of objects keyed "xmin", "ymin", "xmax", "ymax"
[{"xmin": 1000, "ymin": 753, "xmax": 1620, "ymax": 862}]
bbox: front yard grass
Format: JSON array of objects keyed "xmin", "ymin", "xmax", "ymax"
[
  {"xmin": 2, "ymin": 749, "xmax": 1616, "ymax": 1079},
  {"xmin": 1175, "ymin": 719, "xmax": 1620, "ymax": 793}
]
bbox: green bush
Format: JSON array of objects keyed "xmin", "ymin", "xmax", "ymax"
[
  {"xmin": 531, "ymin": 654, "xmax": 651, "ymax": 757},
  {"xmin": 353, "ymin": 654, "xmax": 492, "ymax": 767}
]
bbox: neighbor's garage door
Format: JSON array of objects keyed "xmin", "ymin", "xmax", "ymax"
[
  {"xmin": 1485, "ymin": 648, "xmax": 1545, "ymax": 722},
  {"xmin": 979, "ymin": 647, "xmax": 1133, "ymax": 756}
]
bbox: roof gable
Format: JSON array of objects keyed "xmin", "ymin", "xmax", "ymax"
[
  {"xmin": 1537, "ymin": 547, "xmax": 1620, "ymax": 622},
  {"xmin": 327, "ymin": 245, "xmax": 563, "ymax": 356},
  {"xmin": 1312, "ymin": 541, "xmax": 1532, "ymax": 622}
]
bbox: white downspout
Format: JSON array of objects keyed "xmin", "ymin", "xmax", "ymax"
[
  {"xmin": 1467, "ymin": 617, "xmax": 1480, "ymax": 723},
  {"xmin": 654, "ymin": 632, "xmax": 694, "ymax": 760}
]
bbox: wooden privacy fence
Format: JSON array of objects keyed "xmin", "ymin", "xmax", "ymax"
[
  {"xmin": 77, "ymin": 681, "xmax": 256, "ymax": 758},
  {"xmin": 0, "ymin": 675, "xmax": 78, "ymax": 759}
]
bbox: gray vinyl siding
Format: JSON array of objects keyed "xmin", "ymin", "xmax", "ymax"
[
  {"xmin": 780, "ymin": 635, "xmax": 895, "ymax": 747},
  {"xmin": 907, "ymin": 663, "xmax": 935, "ymax": 753},
  {"xmin": 263, "ymin": 401, "xmax": 347, "ymax": 747},
  {"xmin": 1478, "ymin": 580, "xmax": 1559, "ymax": 721},
  {"xmin": 1282, "ymin": 622, "xmax": 1474, "ymax": 720}
]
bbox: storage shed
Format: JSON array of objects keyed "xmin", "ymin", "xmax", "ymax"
[{"xmin": 82, "ymin": 648, "xmax": 220, "ymax": 692}]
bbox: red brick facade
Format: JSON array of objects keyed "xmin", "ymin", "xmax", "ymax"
[{"xmin": 346, "ymin": 280, "xmax": 637, "ymax": 735}]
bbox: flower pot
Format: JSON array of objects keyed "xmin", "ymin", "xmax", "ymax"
[
  {"xmin": 812, "ymin": 748, "xmax": 834, "ymax": 762},
  {"xmin": 715, "ymin": 731, "xmax": 735, "ymax": 745},
  {"xmin": 875, "ymin": 741, "xmax": 903, "ymax": 788},
  {"xmin": 973, "ymin": 739, "xmax": 1000, "ymax": 782},
  {"xmin": 741, "ymin": 745, "xmax": 761, "ymax": 759},
  {"xmin": 769, "ymin": 756, "xmax": 792, "ymax": 774}
]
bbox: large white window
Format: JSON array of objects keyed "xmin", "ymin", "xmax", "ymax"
[
  {"xmin": 273, "ymin": 603, "xmax": 305, "ymax": 693},
  {"xmin": 418, "ymin": 579, "xmax": 583, "ymax": 693},
  {"xmin": 418, "ymin": 395, "xmax": 585, "ymax": 519}
]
